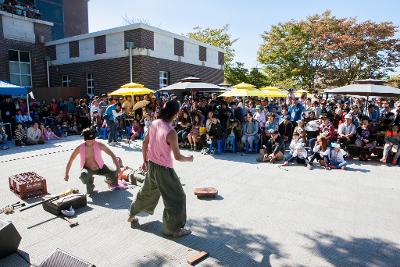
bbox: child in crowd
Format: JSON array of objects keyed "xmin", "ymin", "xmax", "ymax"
[
  {"xmin": 380, "ymin": 124, "xmax": 400, "ymax": 165},
  {"xmin": 15, "ymin": 123, "xmax": 27, "ymax": 146},
  {"xmin": 130, "ymin": 119, "xmax": 143, "ymax": 142},
  {"xmin": 328, "ymin": 143, "xmax": 347, "ymax": 170},
  {"xmin": 307, "ymin": 135, "xmax": 330, "ymax": 170},
  {"xmin": 224, "ymin": 119, "xmax": 241, "ymax": 151},
  {"xmin": 187, "ymin": 114, "xmax": 201, "ymax": 150},
  {"xmin": 282, "ymin": 132, "xmax": 309, "ymax": 167},
  {"xmin": 43, "ymin": 126, "xmax": 60, "ymax": 140},
  {"xmin": 203, "ymin": 114, "xmax": 222, "ymax": 154}
]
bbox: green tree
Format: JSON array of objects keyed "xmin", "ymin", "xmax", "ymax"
[
  {"xmin": 258, "ymin": 11, "xmax": 400, "ymax": 90},
  {"xmin": 187, "ymin": 25, "xmax": 238, "ymax": 68},
  {"xmin": 224, "ymin": 62, "xmax": 269, "ymax": 88}
]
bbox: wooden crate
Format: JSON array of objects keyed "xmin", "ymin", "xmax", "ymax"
[{"xmin": 9, "ymin": 172, "xmax": 47, "ymax": 199}]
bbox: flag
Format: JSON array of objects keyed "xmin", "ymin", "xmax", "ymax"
[{"xmin": 29, "ymin": 91, "xmax": 35, "ymax": 99}]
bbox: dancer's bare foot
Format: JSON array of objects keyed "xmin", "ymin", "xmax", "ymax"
[
  {"xmin": 173, "ymin": 228, "xmax": 191, "ymax": 238},
  {"xmin": 127, "ymin": 216, "xmax": 138, "ymax": 223}
]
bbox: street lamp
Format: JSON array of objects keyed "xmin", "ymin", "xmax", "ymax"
[
  {"xmin": 45, "ymin": 56, "xmax": 51, "ymax": 88},
  {"xmin": 126, "ymin": 41, "xmax": 134, "ymax": 83}
]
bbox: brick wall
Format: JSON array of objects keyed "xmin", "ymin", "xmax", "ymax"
[
  {"xmin": 49, "ymin": 55, "xmax": 224, "ymax": 96},
  {"xmin": 0, "ymin": 15, "xmax": 3, "ymax": 39},
  {"xmin": 34, "ymin": 23, "xmax": 52, "ymax": 44},
  {"xmin": 218, "ymin": 51, "xmax": 224, "ymax": 65},
  {"xmin": 94, "ymin": 35, "xmax": 106, "ymax": 54},
  {"xmin": 124, "ymin": 28, "xmax": 154, "ymax": 50},
  {"xmin": 69, "ymin": 41, "xmax": 79, "ymax": 58},
  {"xmin": 0, "ymin": 21, "xmax": 50, "ymax": 87},
  {"xmin": 63, "ymin": 0, "xmax": 89, "ymax": 37},
  {"xmin": 47, "ymin": 45, "xmax": 56, "ymax": 60},
  {"xmin": 174, "ymin": 38, "xmax": 184, "ymax": 56},
  {"xmin": 199, "ymin": 46, "xmax": 207, "ymax": 61}
]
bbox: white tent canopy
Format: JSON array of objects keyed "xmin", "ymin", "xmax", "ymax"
[
  {"xmin": 324, "ymin": 79, "xmax": 400, "ymax": 97},
  {"xmin": 159, "ymin": 77, "xmax": 225, "ymax": 92}
]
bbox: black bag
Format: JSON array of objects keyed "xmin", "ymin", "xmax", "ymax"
[{"xmin": 42, "ymin": 193, "xmax": 87, "ymax": 215}]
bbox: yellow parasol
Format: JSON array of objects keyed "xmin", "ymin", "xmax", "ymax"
[
  {"xmin": 108, "ymin": 82, "xmax": 154, "ymax": 96},
  {"xmin": 219, "ymin": 82, "xmax": 266, "ymax": 97},
  {"xmin": 259, "ymin": 86, "xmax": 287, "ymax": 98},
  {"xmin": 294, "ymin": 89, "xmax": 308, "ymax": 97}
]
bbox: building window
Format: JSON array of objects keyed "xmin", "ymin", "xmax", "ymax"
[
  {"xmin": 62, "ymin": 75, "xmax": 71, "ymax": 87},
  {"xmin": 87, "ymin": 73, "xmax": 94, "ymax": 95},
  {"xmin": 8, "ymin": 50, "xmax": 32, "ymax": 87},
  {"xmin": 159, "ymin": 71, "xmax": 169, "ymax": 89}
]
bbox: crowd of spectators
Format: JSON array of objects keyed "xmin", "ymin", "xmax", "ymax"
[
  {"xmin": 0, "ymin": 0, "xmax": 40, "ymax": 20},
  {"xmin": 1, "ymin": 92, "xmax": 400, "ymax": 168}
]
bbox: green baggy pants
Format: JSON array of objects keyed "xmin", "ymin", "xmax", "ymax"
[
  {"xmin": 129, "ymin": 161, "xmax": 186, "ymax": 235},
  {"xmin": 79, "ymin": 165, "xmax": 117, "ymax": 192}
]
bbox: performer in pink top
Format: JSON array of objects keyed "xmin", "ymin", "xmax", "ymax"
[
  {"xmin": 128, "ymin": 100, "xmax": 193, "ymax": 238},
  {"xmin": 64, "ymin": 128, "xmax": 120, "ymax": 194}
]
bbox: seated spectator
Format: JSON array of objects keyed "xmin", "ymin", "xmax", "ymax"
[
  {"xmin": 337, "ymin": 114, "xmax": 356, "ymax": 152},
  {"xmin": 69, "ymin": 121, "xmax": 80, "ymax": 135},
  {"xmin": 224, "ymin": 119, "xmax": 241, "ymax": 151},
  {"xmin": 261, "ymin": 113, "xmax": 279, "ymax": 147},
  {"xmin": 355, "ymin": 119, "xmax": 375, "ymax": 161},
  {"xmin": 205, "ymin": 114, "xmax": 223, "ymax": 154},
  {"xmin": 130, "ymin": 119, "xmax": 143, "ymax": 142},
  {"xmin": 43, "ymin": 126, "xmax": 60, "ymax": 140},
  {"xmin": 278, "ymin": 115, "xmax": 293, "ymax": 145},
  {"xmin": 241, "ymin": 113, "xmax": 259, "ymax": 152},
  {"xmin": 328, "ymin": 142, "xmax": 347, "ymax": 170},
  {"xmin": 293, "ymin": 119, "xmax": 307, "ymax": 143},
  {"xmin": 176, "ymin": 110, "xmax": 192, "ymax": 146},
  {"xmin": 363, "ymin": 104, "xmax": 379, "ymax": 123},
  {"xmin": 91, "ymin": 110, "xmax": 102, "ymax": 135},
  {"xmin": 308, "ymin": 135, "xmax": 330, "ymax": 170},
  {"xmin": 0, "ymin": 124, "xmax": 9, "ymax": 150},
  {"xmin": 282, "ymin": 132, "xmax": 309, "ymax": 167},
  {"xmin": 27, "ymin": 122, "xmax": 44, "ymax": 145},
  {"xmin": 187, "ymin": 114, "xmax": 201, "ymax": 150},
  {"xmin": 15, "ymin": 122, "xmax": 27, "ymax": 146},
  {"xmin": 257, "ymin": 130, "xmax": 285, "ymax": 163},
  {"xmin": 253, "ymin": 105, "xmax": 266, "ymax": 129},
  {"xmin": 380, "ymin": 124, "xmax": 400, "ymax": 164}
]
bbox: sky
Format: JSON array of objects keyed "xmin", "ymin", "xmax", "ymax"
[{"xmin": 88, "ymin": 0, "xmax": 400, "ymax": 70}]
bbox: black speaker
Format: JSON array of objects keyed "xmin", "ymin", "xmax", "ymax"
[
  {"xmin": 0, "ymin": 219, "xmax": 21, "ymax": 259},
  {"xmin": 39, "ymin": 249, "xmax": 95, "ymax": 267}
]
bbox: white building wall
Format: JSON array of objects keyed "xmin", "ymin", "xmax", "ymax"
[
  {"xmin": 79, "ymin": 38, "xmax": 94, "ymax": 59},
  {"xmin": 182, "ymin": 42, "xmax": 199, "ymax": 66},
  {"xmin": 56, "ymin": 43, "xmax": 70, "ymax": 63},
  {"xmin": 205, "ymin": 49, "xmax": 219, "ymax": 69},
  {"xmin": 106, "ymin": 32, "xmax": 125, "ymax": 56},
  {"xmin": 153, "ymin": 32, "xmax": 176, "ymax": 61},
  {"xmin": 2, "ymin": 15, "xmax": 35, "ymax": 43}
]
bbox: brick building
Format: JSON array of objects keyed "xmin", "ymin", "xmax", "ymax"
[
  {"xmin": 0, "ymin": 10, "xmax": 53, "ymax": 89},
  {"xmin": 45, "ymin": 23, "xmax": 225, "ymax": 96}
]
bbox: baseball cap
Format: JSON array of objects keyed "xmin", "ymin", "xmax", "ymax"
[
  {"xmin": 255, "ymin": 105, "xmax": 262, "ymax": 110},
  {"xmin": 344, "ymin": 114, "xmax": 352, "ymax": 119},
  {"xmin": 331, "ymin": 142, "xmax": 340, "ymax": 148}
]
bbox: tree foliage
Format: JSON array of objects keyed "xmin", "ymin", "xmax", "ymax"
[
  {"xmin": 224, "ymin": 62, "xmax": 269, "ymax": 88},
  {"xmin": 258, "ymin": 11, "xmax": 400, "ymax": 90},
  {"xmin": 187, "ymin": 25, "xmax": 238, "ymax": 67}
]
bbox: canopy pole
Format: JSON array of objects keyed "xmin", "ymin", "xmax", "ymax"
[{"xmin": 26, "ymin": 93, "xmax": 30, "ymax": 115}]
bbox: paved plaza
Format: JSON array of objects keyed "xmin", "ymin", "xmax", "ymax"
[{"xmin": 0, "ymin": 136, "xmax": 400, "ymax": 267}]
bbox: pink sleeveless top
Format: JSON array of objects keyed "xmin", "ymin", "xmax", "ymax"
[
  {"xmin": 79, "ymin": 141, "xmax": 104, "ymax": 169},
  {"xmin": 147, "ymin": 119, "xmax": 174, "ymax": 168}
]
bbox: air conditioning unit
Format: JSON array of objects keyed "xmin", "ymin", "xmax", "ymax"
[{"xmin": 39, "ymin": 35, "xmax": 45, "ymax": 43}]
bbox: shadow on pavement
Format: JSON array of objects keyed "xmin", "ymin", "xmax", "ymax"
[
  {"xmin": 302, "ymin": 231, "xmax": 400, "ymax": 266},
  {"xmin": 0, "ymin": 250, "xmax": 32, "ymax": 267},
  {"xmin": 135, "ymin": 217, "xmax": 284, "ymax": 266},
  {"xmin": 88, "ymin": 189, "xmax": 132, "ymax": 210}
]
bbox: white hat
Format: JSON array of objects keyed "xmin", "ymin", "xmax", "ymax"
[{"xmin": 344, "ymin": 114, "xmax": 352, "ymax": 119}]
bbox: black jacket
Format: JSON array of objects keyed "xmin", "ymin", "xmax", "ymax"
[
  {"xmin": 266, "ymin": 136, "xmax": 285, "ymax": 155},
  {"xmin": 209, "ymin": 122, "xmax": 223, "ymax": 139}
]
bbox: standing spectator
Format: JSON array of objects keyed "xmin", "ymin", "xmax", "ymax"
[
  {"xmin": 104, "ymin": 102, "xmax": 123, "ymax": 145},
  {"xmin": 253, "ymin": 105, "xmax": 266, "ymax": 128},
  {"xmin": 0, "ymin": 96, "xmax": 16, "ymax": 139},
  {"xmin": 90, "ymin": 99, "xmax": 100, "ymax": 118},
  {"xmin": 27, "ymin": 122, "xmax": 44, "ymax": 145},
  {"xmin": 288, "ymin": 98, "xmax": 304, "ymax": 123}
]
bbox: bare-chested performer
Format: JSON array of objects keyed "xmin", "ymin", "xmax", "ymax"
[{"xmin": 64, "ymin": 128, "xmax": 120, "ymax": 194}]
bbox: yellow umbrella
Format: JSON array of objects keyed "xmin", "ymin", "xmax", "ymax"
[
  {"xmin": 294, "ymin": 89, "xmax": 308, "ymax": 97},
  {"xmin": 219, "ymin": 82, "xmax": 265, "ymax": 97},
  {"xmin": 108, "ymin": 82, "xmax": 154, "ymax": 96},
  {"xmin": 259, "ymin": 86, "xmax": 287, "ymax": 98}
]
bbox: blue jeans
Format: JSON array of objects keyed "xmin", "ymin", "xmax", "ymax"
[
  {"xmin": 225, "ymin": 135, "xmax": 235, "ymax": 150},
  {"xmin": 330, "ymin": 160, "xmax": 347, "ymax": 168},
  {"xmin": 106, "ymin": 119, "xmax": 117, "ymax": 143}
]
